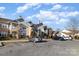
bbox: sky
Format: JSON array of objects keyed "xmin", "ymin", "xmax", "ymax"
[{"xmin": 0, "ymin": 3, "xmax": 79, "ymax": 30}]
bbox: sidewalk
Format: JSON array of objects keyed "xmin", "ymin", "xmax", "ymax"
[
  {"xmin": 0, "ymin": 39, "xmax": 29, "ymax": 43},
  {"xmin": 0, "ymin": 38, "xmax": 53, "ymax": 43}
]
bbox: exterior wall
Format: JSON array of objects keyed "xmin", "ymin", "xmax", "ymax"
[
  {"xmin": 26, "ymin": 27, "xmax": 32, "ymax": 38},
  {"xmin": 0, "ymin": 23, "xmax": 9, "ymax": 29},
  {"xmin": 9, "ymin": 22, "xmax": 19, "ymax": 39},
  {"xmin": 0, "ymin": 18, "xmax": 19, "ymax": 39},
  {"xmin": 48, "ymin": 29, "xmax": 53, "ymax": 38},
  {"xmin": 19, "ymin": 26, "xmax": 26, "ymax": 38},
  {"xmin": 0, "ymin": 18, "xmax": 33, "ymax": 40},
  {"xmin": 0, "ymin": 32, "xmax": 8, "ymax": 37},
  {"xmin": 0, "ymin": 22, "xmax": 9, "ymax": 37}
]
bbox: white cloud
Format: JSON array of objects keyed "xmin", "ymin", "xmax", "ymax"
[
  {"xmin": 0, "ymin": 13, "xmax": 9, "ymax": 19},
  {"xmin": 50, "ymin": 4, "xmax": 70, "ymax": 11},
  {"xmin": 0, "ymin": 13, "xmax": 5, "ymax": 17},
  {"xmin": 54, "ymin": 11, "xmax": 79, "ymax": 18},
  {"xmin": 59, "ymin": 18, "xmax": 68, "ymax": 23},
  {"xmin": 52, "ymin": 4, "xmax": 62, "ymax": 10},
  {"xmin": 25, "ymin": 16, "xmax": 33, "ymax": 21},
  {"xmin": 55, "ymin": 11, "xmax": 79, "ymax": 24},
  {"xmin": 39, "ymin": 10, "xmax": 53, "ymax": 19},
  {"xmin": 58, "ymin": 12, "xmax": 67, "ymax": 17},
  {"xmin": 16, "ymin": 3, "xmax": 40, "ymax": 13},
  {"xmin": 24, "ymin": 4, "xmax": 79, "ymax": 29},
  {"xmin": 28, "ymin": 10, "xmax": 53, "ymax": 20},
  {"xmin": 0, "ymin": 7, "xmax": 5, "ymax": 12},
  {"xmin": 26, "ymin": 10, "xmax": 60, "ymax": 23},
  {"xmin": 35, "ymin": 10, "xmax": 59, "ymax": 21},
  {"xmin": 67, "ymin": 11, "xmax": 79, "ymax": 17},
  {"xmin": 0, "ymin": 12, "xmax": 14, "ymax": 19},
  {"xmin": 43, "ymin": 21, "xmax": 53, "ymax": 24},
  {"xmin": 63, "ymin": 6, "xmax": 69, "ymax": 10},
  {"xmin": 16, "ymin": 4, "xmax": 28, "ymax": 13},
  {"xmin": 26, "ymin": 9, "xmax": 79, "ymax": 25},
  {"xmin": 33, "ymin": 4, "xmax": 41, "ymax": 10}
]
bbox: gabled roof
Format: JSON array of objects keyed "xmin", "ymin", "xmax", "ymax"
[
  {"xmin": 18, "ymin": 21, "xmax": 32, "ymax": 28},
  {"xmin": 0, "ymin": 18, "xmax": 13, "ymax": 22},
  {"xmin": 62, "ymin": 30, "xmax": 71, "ymax": 33},
  {"xmin": 0, "ymin": 18, "xmax": 18, "ymax": 24}
]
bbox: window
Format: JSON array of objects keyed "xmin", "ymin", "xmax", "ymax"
[
  {"xmin": 0, "ymin": 23, "xmax": 2, "ymax": 28},
  {"xmin": 0, "ymin": 32, "xmax": 7, "ymax": 37},
  {"xmin": 0, "ymin": 33, "xmax": 1, "ymax": 37},
  {"xmin": 1, "ymin": 24, "xmax": 7, "ymax": 29},
  {"xmin": 12, "ymin": 26, "xmax": 16, "ymax": 29}
]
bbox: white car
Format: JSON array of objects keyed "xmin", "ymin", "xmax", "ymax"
[{"xmin": 60, "ymin": 34, "xmax": 72, "ymax": 40}]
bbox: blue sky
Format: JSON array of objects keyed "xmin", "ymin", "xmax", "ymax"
[{"xmin": 0, "ymin": 3, "xmax": 79, "ymax": 30}]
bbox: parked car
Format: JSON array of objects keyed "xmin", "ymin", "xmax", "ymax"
[
  {"xmin": 60, "ymin": 35, "xmax": 72, "ymax": 41},
  {"xmin": 54, "ymin": 33, "xmax": 72, "ymax": 41}
]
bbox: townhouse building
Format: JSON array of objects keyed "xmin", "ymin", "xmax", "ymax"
[
  {"xmin": 0, "ymin": 18, "xmax": 19, "ymax": 39},
  {"xmin": 0, "ymin": 17, "xmax": 53, "ymax": 40}
]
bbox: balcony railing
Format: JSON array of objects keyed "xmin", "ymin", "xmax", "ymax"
[{"xmin": 0, "ymin": 27, "xmax": 9, "ymax": 31}]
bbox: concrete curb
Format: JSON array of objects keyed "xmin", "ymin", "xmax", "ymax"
[{"xmin": 0, "ymin": 40, "xmax": 29, "ymax": 43}]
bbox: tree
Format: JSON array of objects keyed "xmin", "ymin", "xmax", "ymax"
[
  {"xmin": 44, "ymin": 26, "xmax": 47, "ymax": 30},
  {"xmin": 28, "ymin": 21, "xmax": 32, "ymax": 24},
  {"xmin": 17, "ymin": 16, "xmax": 24, "ymax": 22},
  {"xmin": 66, "ymin": 17, "xmax": 79, "ymax": 36}
]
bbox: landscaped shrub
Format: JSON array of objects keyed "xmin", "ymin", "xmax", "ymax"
[
  {"xmin": 0, "ymin": 36, "xmax": 11, "ymax": 41},
  {"xmin": 74, "ymin": 35, "xmax": 79, "ymax": 39}
]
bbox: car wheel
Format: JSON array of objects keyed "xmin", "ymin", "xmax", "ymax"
[{"xmin": 59, "ymin": 37, "xmax": 65, "ymax": 41}]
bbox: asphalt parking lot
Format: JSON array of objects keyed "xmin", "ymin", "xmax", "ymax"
[{"xmin": 0, "ymin": 39, "xmax": 79, "ymax": 56}]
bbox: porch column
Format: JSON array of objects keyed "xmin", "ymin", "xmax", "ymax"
[
  {"xmin": 16, "ymin": 24, "xmax": 20, "ymax": 39},
  {"xmin": 9, "ymin": 22, "xmax": 12, "ymax": 34}
]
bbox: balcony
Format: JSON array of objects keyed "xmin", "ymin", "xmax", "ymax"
[
  {"xmin": 0, "ymin": 27, "xmax": 9, "ymax": 32},
  {"xmin": 11, "ymin": 29, "xmax": 18, "ymax": 32}
]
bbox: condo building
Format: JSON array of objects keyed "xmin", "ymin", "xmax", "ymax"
[
  {"xmin": 0, "ymin": 18, "xmax": 19, "ymax": 39},
  {"xmin": 0, "ymin": 17, "xmax": 34, "ymax": 40}
]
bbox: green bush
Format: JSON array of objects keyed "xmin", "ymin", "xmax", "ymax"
[
  {"xmin": 0, "ymin": 36, "xmax": 11, "ymax": 41},
  {"xmin": 74, "ymin": 35, "xmax": 79, "ymax": 39}
]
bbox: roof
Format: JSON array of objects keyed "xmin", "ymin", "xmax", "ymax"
[
  {"xmin": 18, "ymin": 21, "xmax": 32, "ymax": 28},
  {"xmin": 0, "ymin": 18, "xmax": 18, "ymax": 24},
  {"xmin": 61, "ymin": 30, "xmax": 72, "ymax": 35},
  {"xmin": 62, "ymin": 30, "xmax": 71, "ymax": 33},
  {"xmin": 0, "ymin": 18, "xmax": 13, "ymax": 22}
]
